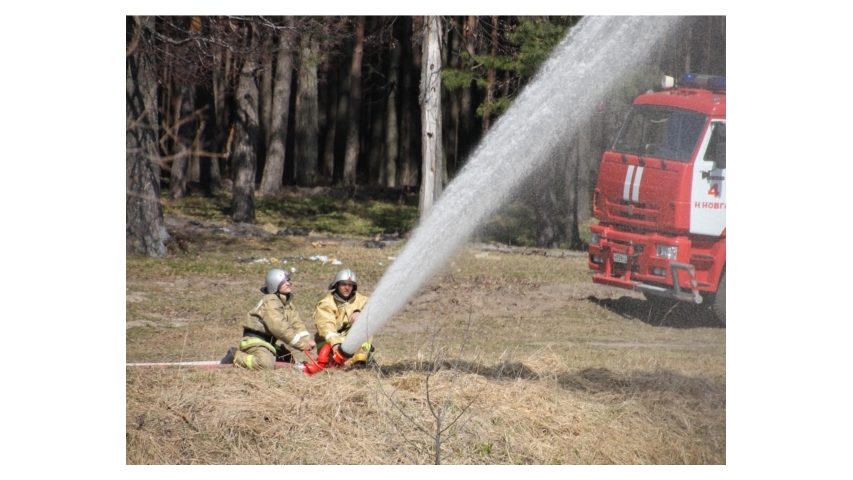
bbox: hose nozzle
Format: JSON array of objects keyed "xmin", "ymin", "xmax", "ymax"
[{"xmin": 332, "ymin": 345, "xmax": 352, "ymax": 366}]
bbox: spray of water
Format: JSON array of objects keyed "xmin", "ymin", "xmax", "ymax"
[{"xmin": 342, "ymin": 16, "xmax": 683, "ymax": 355}]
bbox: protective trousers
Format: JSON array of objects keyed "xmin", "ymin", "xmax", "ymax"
[{"xmin": 233, "ymin": 337, "xmax": 276, "ymax": 371}]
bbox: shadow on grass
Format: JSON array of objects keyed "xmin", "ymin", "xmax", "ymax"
[
  {"xmin": 557, "ymin": 367, "xmax": 724, "ymax": 402},
  {"xmin": 372, "ymin": 362, "xmax": 723, "ymax": 407},
  {"xmin": 375, "ymin": 359, "xmax": 540, "ymax": 380},
  {"xmin": 586, "ymin": 295, "xmax": 724, "ymax": 329}
]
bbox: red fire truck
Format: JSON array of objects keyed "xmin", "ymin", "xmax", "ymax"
[{"xmin": 588, "ymin": 73, "xmax": 726, "ymax": 324}]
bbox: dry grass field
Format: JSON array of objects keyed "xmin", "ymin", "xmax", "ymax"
[{"xmin": 126, "ymin": 224, "xmax": 725, "ymax": 465}]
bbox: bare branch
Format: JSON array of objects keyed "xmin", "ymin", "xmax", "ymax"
[
  {"xmin": 372, "ymin": 371, "xmax": 434, "ymax": 458},
  {"xmin": 158, "ymin": 105, "xmax": 209, "ymax": 149},
  {"xmin": 126, "ymin": 16, "xmax": 142, "ymax": 58},
  {"xmin": 126, "ymin": 107, "xmax": 150, "ymax": 132},
  {"xmin": 157, "ymin": 148, "xmax": 191, "ymax": 165},
  {"xmin": 150, "ymin": 21, "xmax": 256, "ymax": 57}
]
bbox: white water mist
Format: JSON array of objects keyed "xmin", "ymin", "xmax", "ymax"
[{"xmin": 343, "ymin": 16, "xmax": 682, "ymax": 354}]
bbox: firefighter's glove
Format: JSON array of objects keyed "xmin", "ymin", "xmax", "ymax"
[{"xmin": 330, "ymin": 345, "xmax": 350, "ymax": 367}]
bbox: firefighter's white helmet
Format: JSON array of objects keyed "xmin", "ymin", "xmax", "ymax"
[
  {"xmin": 262, "ymin": 269, "xmax": 291, "ymax": 294},
  {"xmin": 329, "ymin": 268, "xmax": 358, "ymax": 291}
]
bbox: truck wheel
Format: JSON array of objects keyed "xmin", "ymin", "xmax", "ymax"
[{"xmin": 711, "ymin": 271, "xmax": 726, "ymax": 325}]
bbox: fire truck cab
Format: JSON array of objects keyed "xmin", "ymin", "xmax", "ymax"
[{"xmin": 588, "ymin": 73, "xmax": 726, "ymax": 324}]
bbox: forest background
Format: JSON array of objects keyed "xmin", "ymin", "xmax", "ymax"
[{"xmin": 126, "ymin": 15, "xmax": 726, "ymax": 257}]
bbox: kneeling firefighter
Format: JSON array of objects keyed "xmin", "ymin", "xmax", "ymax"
[
  {"xmin": 311, "ymin": 268, "xmax": 374, "ymax": 369},
  {"xmin": 221, "ymin": 269, "xmax": 315, "ymax": 371}
]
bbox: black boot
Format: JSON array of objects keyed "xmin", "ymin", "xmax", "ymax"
[
  {"xmin": 276, "ymin": 346, "xmax": 294, "ymax": 364},
  {"xmin": 220, "ymin": 347, "xmax": 237, "ymax": 364}
]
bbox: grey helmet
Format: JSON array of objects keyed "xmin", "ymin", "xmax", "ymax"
[
  {"xmin": 262, "ymin": 269, "xmax": 291, "ymax": 294},
  {"xmin": 329, "ymin": 268, "xmax": 358, "ymax": 291}
]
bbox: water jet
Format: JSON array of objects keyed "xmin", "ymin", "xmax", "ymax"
[{"xmin": 342, "ymin": 16, "xmax": 683, "ymax": 356}]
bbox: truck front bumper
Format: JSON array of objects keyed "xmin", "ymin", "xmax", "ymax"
[{"xmin": 588, "ymin": 226, "xmax": 703, "ymax": 304}]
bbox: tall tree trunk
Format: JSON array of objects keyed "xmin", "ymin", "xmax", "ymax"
[
  {"xmin": 168, "ymin": 83, "xmax": 195, "ymax": 199},
  {"xmin": 197, "ymin": 98, "xmax": 218, "ymax": 195},
  {"xmin": 295, "ymin": 31, "xmax": 320, "ymax": 187},
  {"xmin": 258, "ymin": 32, "xmax": 273, "ymax": 181},
  {"xmin": 439, "ymin": 20, "xmax": 450, "ymax": 186},
  {"xmin": 126, "ymin": 16, "xmax": 167, "ymax": 257},
  {"xmin": 419, "ymin": 16, "xmax": 443, "ymax": 215},
  {"xmin": 185, "ymin": 16, "xmax": 203, "ymax": 185},
  {"xmin": 482, "ymin": 15, "xmax": 498, "ymax": 134},
  {"xmin": 189, "ymin": 118, "xmax": 203, "ymax": 185},
  {"xmin": 186, "ymin": 97, "xmax": 201, "ymax": 184},
  {"xmin": 381, "ymin": 22, "xmax": 401, "ymax": 188},
  {"xmin": 458, "ymin": 15, "xmax": 477, "ymax": 167},
  {"xmin": 536, "ymin": 153, "xmax": 560, "ymax": 248},
  {"xmin": 193, "ymin": 86, "xmax": 216, "ymax": 195},
  {"xmin": 321, "ymin": 60, "xmax": 338, "ymax": 183},
  {"xmin": 343, "ymin": 16, "xmax": 365, "ymax": 187},
  {"xmin": 260, "ymin": 19, "xmax": 295, "ymax": 196},
  {"xmin": 213, "ymin": 45, "xmax": 232, "ymax": 182},
  {"xmin": 397, "ymin": 18, "xmax": 413, "ymax": 187},
  {"xmin": 333, "ymin": 46, "xmax": 351, "ymax": 182},
  {"xmin": 575, "ymin": 120, "xmax": 595, "ymax": 226},
  {"xmin": 445, "ymin": 17, "xmax": 461, "ymax": 177},
  {"xmin": 231, "ymin": 32, "xmax": 259, "ymax": 223},
  {"xmin": 367, "ymin": 100, "xmax": 384, "ymax": 185},
  {"xmin": 398, "ymin": 17, "xmax": 420, "ymax": 187},
  {"xmin": 568, "ymin": 130, "xmax": 587, "ymax": 250}
]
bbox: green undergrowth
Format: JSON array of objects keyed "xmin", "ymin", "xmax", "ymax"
[
  {"xmin": 475, "ymin": 201, "xmax": 599, "ymax": 249},
  {"xmin": 162, "ymin": 190, "xmax": 420, "ymax": 238},
  {"xmin": 160, "ymin": 188, "xmax": 597, "ymax": 250}
]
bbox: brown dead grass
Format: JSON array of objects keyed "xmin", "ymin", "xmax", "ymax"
[{"xmin": 127, "ymin": 231, "xmax": 725, "ymax": 464}]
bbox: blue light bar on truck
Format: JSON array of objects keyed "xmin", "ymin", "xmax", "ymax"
[{"xmin": 679, "ymin": 73, "xmax": 726, "ymax": 90}]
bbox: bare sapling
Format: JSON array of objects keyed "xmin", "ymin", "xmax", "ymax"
[{"xmin": 373, "ymin": 296, "xmax": 508, "ymax": 464}]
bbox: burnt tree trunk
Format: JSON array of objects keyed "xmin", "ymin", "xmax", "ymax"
[{"xmin": 126, "ymin": 16, "xmax": 167, "ymax": 257}]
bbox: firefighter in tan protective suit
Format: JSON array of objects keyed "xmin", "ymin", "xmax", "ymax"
[
  {"xmin": 313, "ymin": 268, "xmax": 374, "ymax": 367},
  {"xmin": 221, "ymin": 269, "xmax": 315, "ymax": 371}
]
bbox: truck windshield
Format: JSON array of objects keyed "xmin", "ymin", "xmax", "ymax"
[{"xmin": 612, "ymin": 106, "xmax": 708, "ymax": 162}]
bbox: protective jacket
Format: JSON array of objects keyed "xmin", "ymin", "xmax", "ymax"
[
  {"xmin": 234, "ymin": 292, "xmax": 311, "ymax": 370},
  {"xmin": 313, "ymin": 291, "xmax": 370, "ymax": 351}
]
